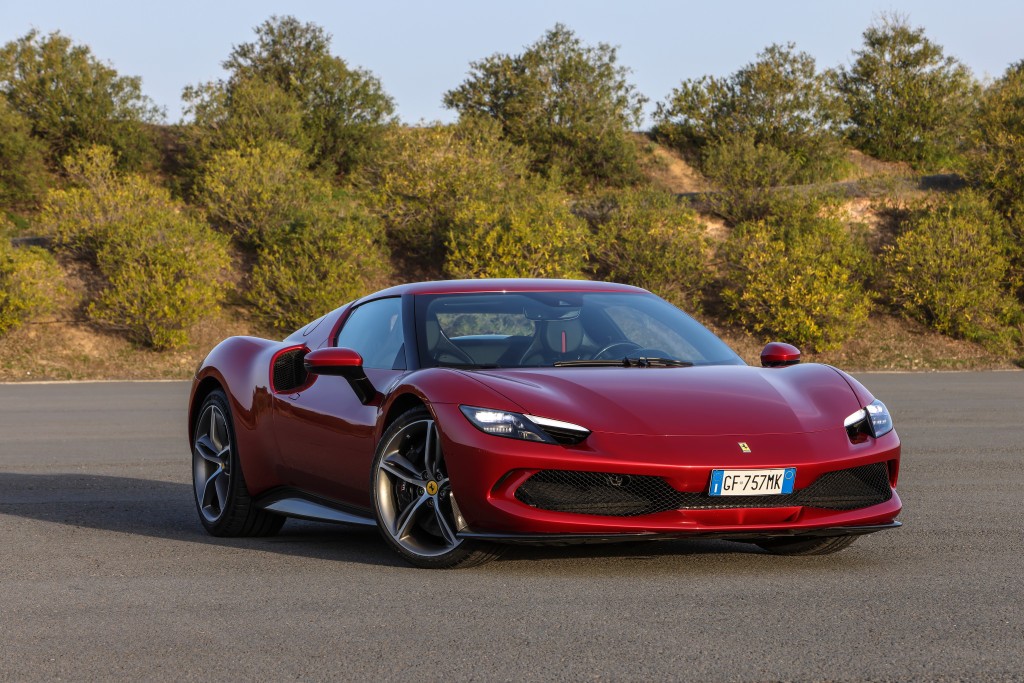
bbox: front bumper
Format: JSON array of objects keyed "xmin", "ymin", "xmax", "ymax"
[
  {"xmin": 433, "ymin": 403, "xmax": 903, "ymax": 536},
  {"xmin": 458, "ymin": 521, "xmax": 902, "ymax": 545}
]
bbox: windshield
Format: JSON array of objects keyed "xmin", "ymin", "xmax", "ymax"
[{"xmin": 415, "ymin": 291, "xmax": 744, "ymax": 369}]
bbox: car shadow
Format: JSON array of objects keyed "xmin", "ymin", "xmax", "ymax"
[{"xmin": 0, "ymin": 471, "xmax": 766, "ymax": 569}]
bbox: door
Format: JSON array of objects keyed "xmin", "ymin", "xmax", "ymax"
[{"xmin": 272, "ymin": 297, "xmax": 406, "ymax": 508}]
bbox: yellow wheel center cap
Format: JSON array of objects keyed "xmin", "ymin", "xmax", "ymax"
[{"xmin": 426, "ymin": 481, "xmax": 439, "ymax": 495}]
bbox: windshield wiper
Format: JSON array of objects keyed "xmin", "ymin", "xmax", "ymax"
[{"xmin": 553, "ymin": 357, "xmax": 693, "ymax": 368}]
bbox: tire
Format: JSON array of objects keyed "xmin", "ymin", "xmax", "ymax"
[
  {"xmin": 371, "ymin": 407, "xmax": 502, "ymax": 569},
  {"xmin": 191, "ymin": 389, "xmax": 284, "ymax": 537},
  {"xmin": 755, "ymin": 535, "xmax": 858, "ymax": 556}
]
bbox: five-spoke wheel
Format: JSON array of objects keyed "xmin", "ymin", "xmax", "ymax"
[
  {"xmin": 191, "ymin": 390, "xmax": 283, "ymax": 537},
  {"xmin": 372, "ymin": 407, "xmax": 500, "ymax": 568}
]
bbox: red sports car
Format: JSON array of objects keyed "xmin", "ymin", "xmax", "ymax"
[{"xmin": 189, "ymin": 279, "xmax": 901, "ymax": 568}]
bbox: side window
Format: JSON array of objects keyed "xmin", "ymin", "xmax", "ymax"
[{"xmin": 335, "ymin": 298, "xmax": 404, "ymax": 369}]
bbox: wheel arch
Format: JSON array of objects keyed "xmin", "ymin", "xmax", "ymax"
[{"xmin": 189, "ymin": 375, "xmax": 225, "ymax": 441}]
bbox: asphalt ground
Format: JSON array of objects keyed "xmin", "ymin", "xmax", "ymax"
[{"xmin": 0, "ymin": 373, "xmax": 1021, "ymax": 682}]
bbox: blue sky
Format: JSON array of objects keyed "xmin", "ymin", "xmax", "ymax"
[{"xmin": 2, "ymin": 0, "xmax": 1022, "ymax": 125}]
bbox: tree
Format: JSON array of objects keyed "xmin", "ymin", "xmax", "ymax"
[
  {"xmin": 0, "ymin": 97, "xmax": 48, "ymax": 205},
  {"xmin": 0, "ymin": 29, "xmax": 162, "ymax": 167},
  {"xmin": 833, "ymin": 13, "xmax": 978, "ymax": 169},
  {"xmin": 970, "ymin": 61, "xmax": 1024, "ymax": 214},
  {"xmin": 655, "ymin": 43, "xmax": 846, "ymax": 183},
  {"xmin": 444, "ymin": 24, "xmax": 646, "ymax": 186},
  {"xmin": 184, "ymin": 16, "xmax": 395, "ymax": 175}
]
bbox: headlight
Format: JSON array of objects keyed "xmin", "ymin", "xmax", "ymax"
[
  {"xmin": 844, "ymin": 399, "xmax": 894, "ymax": 442},
  {"xmin": 459, "ymin": 406, "xmax": 590, "ymax": 445}
]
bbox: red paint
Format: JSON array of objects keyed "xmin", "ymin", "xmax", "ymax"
[{"xmin": 761, "ymin": 342, "xmax": 802, "ymax": 367}]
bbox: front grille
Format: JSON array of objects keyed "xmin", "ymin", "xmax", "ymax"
[{"xmin": 514, "ymin": 463, "xmax": 892, "ymax": 517}]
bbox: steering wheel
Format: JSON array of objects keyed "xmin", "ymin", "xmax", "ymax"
[{"xmin": 593, "ymin": 341, "xmax": 643, "ymax": 360}]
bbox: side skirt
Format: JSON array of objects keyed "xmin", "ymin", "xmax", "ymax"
[{"xmin": 254, "ymin": 488, "xmax": 376, "ymax": 527}]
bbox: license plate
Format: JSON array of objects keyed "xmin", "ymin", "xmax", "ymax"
[{"xmin": 709, "ymin": 468, "xmax": 796, "ymax": 496}]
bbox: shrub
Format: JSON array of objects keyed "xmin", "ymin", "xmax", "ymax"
[
  {"xmin": 249, "ymin": 198, "xmax": 390, "ymax": 331},
  {"xmin": 44, "ymin": 146, "xmax": 178, "ymax": 258},
  {"xmin": 882, "ymin": 191, "xmax": 1021, "ymax": 349},
  {"xmin": 0, "ymin": 29, "xmax": 162, "ymax": 167},
  {"xmin": 0, "ymin": 98, "xmax": 48, "ymax": 205},
  {"xmin": 444, "ymin": 24, "xmax": 646, "ymax": 187},
  {"xmin": 90, "ymin": 215, "xmax": 229, "ymax": 349},
  {"xmin": 445, "ymin": 179, "xmax": 589, "ymax": 279},
  {"xmin": 586, "ymin": 187, "xmax": 708, "ymax": 311},
  {"xmin": 720, "ymin": 197, "xmax": 872, "ymax": 351},
  {"xmin": 700, "ymin": 133, "xmax": 801, "ymax": 223},
  {"xmin": 41, "ymin": 146, "xmax": 229, "ymax": 349},
  {"xmin": 358, "ymin": 118, "xmax": 534, "ymax": 260},
  {"xmin": 0, "ymin": 223, "xmax": 62, "ymax": 336},
  {"xmin": 655, "ymin": 43, "xmax": 846, "ymax": 183},
  {"xmin": 970, "ymin": 61, "xmax": 1024, "ymax": 213},
  {"xmin": 196, "ymin": 142, "xmax": 331, "ymax": 246},
  {"xmin": 833, "ymin": 13, "xmax": 978, "ymax": 169}
]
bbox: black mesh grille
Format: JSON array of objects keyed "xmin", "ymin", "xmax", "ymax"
[
  {"xmin": 514, "ymin": 463, "xmax": 892, "ymax": 517},
  {"xmin": 273, "ymin": 349, "xmax": 308, "ymax": 392}
]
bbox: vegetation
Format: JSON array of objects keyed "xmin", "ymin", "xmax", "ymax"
[
  {"xmin": 444, "ymin": 24, "xmax": 646, "ymax": 187},
  {"xmin": 584, "ymin": 187, "xmax": 708, "ymax": 312},
  {"xmin": 0, "ymin": 29, "xmax": 162, "ymax": 168},
  {"xmin": 719, "ymin": 197, "xmax": 873, "ymax": 351},
  {"xmin": 655, "ymin": 43, "xmax": 846, "ymax": 183},
  {"xmin": 833, "ymin": 14, "xmax": 978, "ymax": 169},
  {"xmin": 183, "ymin": 16, "xmax": 395, "ymax": 177},
  {"xmin": 249, "ymin": 197, "xmax": 391, "ymax": 331},
  {"xmin": 970, "ymin": 61, "xmax": 1024, "ymax": 214},
  {"xmin": 883, "ymin": 191, "xmax": 1021, "ymax": 350},
  {"xmin": 0, "ymin": 98, "xmax": 48, "ymax": 206},
  {"xmin": 0, "ymin": 219, "xmax": 61, "ymax": 335},
  {"xmin": 41, "ymin": 146, "xmax": 228, "ymax": 349},
  {"xmin": 1, "ymin": 15, "xmax": 1022, "ymax": 370}
]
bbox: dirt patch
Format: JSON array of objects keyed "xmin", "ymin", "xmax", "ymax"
[{"xmin": 638, "ymin": 137, "xmax": 708, "ymax": 195}]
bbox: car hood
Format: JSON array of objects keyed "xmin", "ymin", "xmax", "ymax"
[{"xmin": 463, "ymin": 363, "xmax": 861, "ymax": 437}]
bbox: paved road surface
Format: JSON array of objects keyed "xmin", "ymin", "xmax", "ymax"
[{"xmin": 1, "ymin": 373, "xmax": 1022, "ymax": 681}]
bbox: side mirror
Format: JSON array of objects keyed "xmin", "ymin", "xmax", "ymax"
[
  {"xmin": 303, "ymin": 348, "xmax": 378, "ymax": 404},
  {"xmin": 760, "ymin": 342, "xmax": 801, "ymax": 368}
]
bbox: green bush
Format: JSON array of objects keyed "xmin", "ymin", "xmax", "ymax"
[
  {"xmin": 0, "ymin": 98, "xmax": 48, "ymax": 205},
  {"xmin": 44, "ymin": 146, "xmax": 179, "ymax": 258},
  {"xmin": 0, "ymin": 224, "xmax": 62, "ymax": 336},
  {"xmin": 882, "ymin": 191, "xmax": 1021, "ymax": 349},
  {"xmin": 444, "ymin": 24, "xmax": 646, "ymax": 187},
  {"xmin": 358, "ymin": 118, "xmax": 534, "ymax": 261},
  {"xmin": 196, "ymin": 142, "xmax": 331, "ymax": 246},
  {"xmin": 249, "ymin": 200, "xmax": 390, "ymax": 331},
  {"xmin": 585, "ymin": 187, "xmax": 708, "ymax": 311},
  {"xmin": 445, "ymin": 179, "xmax": 589, "ymax": 279},
  {"xmin": 0, "ymin": 29, "xmax": 162, "ymax": 167},
  {"xmin": 719, "ymin": 197, "xmax": 872, "ymax": 351},
  {"xmin": 41, "ymin": 146, "xmax": 229, "ymax": 349},
  {"xmin": 970, "ymin": 61, "xmax": 1024, "ymax": 214},
  {"xmin": 655, "ymin": 43, "xmax": 846, "ymax": 183},
  {"xmin": 700, "ymin": 133, "xmax": 801, "ymax": 223},
  {"xmin": 90, "ymin": 215, "xmax": 229, "ymax": 349},
  {"xmin": 833, "ymin": 14, "xmax": 978, "ymax": 169},
  {"xmin": 184, "ymin": 16, "xmax": 395, "ymax": 176}
]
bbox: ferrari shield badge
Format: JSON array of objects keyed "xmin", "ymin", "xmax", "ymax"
[{"xmin": 738, "ymin": 442, "xmax": 752, "ymax": 453}]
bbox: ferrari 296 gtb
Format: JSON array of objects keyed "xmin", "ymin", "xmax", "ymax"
[{"xmin": 188, "ymin": 279, "xmax": 901, "ymax": 568}]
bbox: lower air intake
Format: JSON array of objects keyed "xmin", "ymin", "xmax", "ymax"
[{"xmin": 514, "ymin": 463, "xmax": 892, "ymax": 517}]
